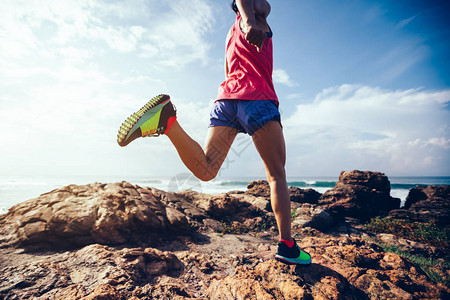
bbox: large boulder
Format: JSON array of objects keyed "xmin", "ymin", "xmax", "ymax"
[
  {"xmin": 0, "ymin": 182, "xmax": 189, "ymax": 250},
  {"xmin": 389, "ymin": 185, "xmax": 450, "ymax": 225},
  {"xmin": 318, "ymin": 170, "xmax": 400, "ymax": 221}
]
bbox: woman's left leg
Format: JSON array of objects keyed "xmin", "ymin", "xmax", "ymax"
[
  {"xmin": 251, "ymin": 120, "xmax": 291, "ymax": 241},
  {"xmin": 166, "ymin": 121, "xmax": 238, "ymax": 182}
]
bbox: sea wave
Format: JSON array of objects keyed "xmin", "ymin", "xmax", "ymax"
[
  {"xmin": 217, "ymin": 180, "xmax": 338, "ymax": 188},
  {"xmin": 288, "ymin": 181, "xmax": 337, "ymax": 188},
  {"xmin": 390, "ymin": 183, "xmax": 426, "ymax": 190}
]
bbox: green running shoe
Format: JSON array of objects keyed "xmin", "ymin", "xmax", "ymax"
[
  {"xmin": 117, "ymin": 94, "xmax": 177, "ymax": 147},
  {"xmin": 275, "ymin": 239, "xmax": 311, "ymax": 265}
]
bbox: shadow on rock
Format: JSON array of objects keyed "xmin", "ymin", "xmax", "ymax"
[{"xmin": 294, "ymin": 263, "xmax": 369, "ymax": 300}]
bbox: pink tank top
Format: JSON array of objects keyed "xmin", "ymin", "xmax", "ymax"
[{"xmin": 216, "ymin": 14, "xmax": 278, "ymax": 103}]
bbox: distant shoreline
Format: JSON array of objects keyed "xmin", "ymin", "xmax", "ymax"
[{"xmin": 1, "ymin": 174, "xmax": 449, "ymax": 215}]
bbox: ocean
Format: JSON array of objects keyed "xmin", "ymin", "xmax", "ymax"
[{"xmin": 1, "ymin": 174, "xmax": 449, "ymax": 215}]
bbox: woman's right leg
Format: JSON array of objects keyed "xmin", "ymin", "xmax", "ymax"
[{"xmin": 166, "ymin": 121, "xmax": 238, "ymax": 181}]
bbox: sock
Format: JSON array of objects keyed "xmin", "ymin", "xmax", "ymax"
[{"xmin": 280, "ymin": 239, "xmax": 294, "ymax": 248}]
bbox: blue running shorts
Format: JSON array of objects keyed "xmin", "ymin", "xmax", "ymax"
[{"xmin": 209, "ymin": 100, "xmax": 281, "ymax": 135}]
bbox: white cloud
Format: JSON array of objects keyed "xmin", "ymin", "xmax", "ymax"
[
  {"xmin": 273, "ymin": 69, "xmax": 297, "ymax": 87},
  {"xmin": 283, "ymin": 84, "xmax": 450, "ymax": 175},
  {"xmin": 0, "ymin": 0, "xmax": 215, "ymax": 67},
  {"xmin": 0, "ymin": 0, "xmax": 219, "ymax": 178}
]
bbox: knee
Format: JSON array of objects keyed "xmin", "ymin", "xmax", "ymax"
[
  {"xmin": 266, "ymin": 169, "xmax": 287, "ymax": 186},
  {"xmin": 197, "ymin": 171, "xmax": 218, "ymax": 182}
]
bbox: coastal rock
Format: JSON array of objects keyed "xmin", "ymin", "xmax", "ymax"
[
  {"xmin": 0, "ymin": 182, "xmax": 184, "ymax": 250},
  {"xmin": 319, "ymin": 170, "xmax": 401, "ymax": 221},
  {"xmin": 195, "ymin": 194, "xmax": 245, "ymax": 219},
  {"xmin": 230, "ymin": 193, "xmax": 271, "ymax": 212},
  {"xmin": 2, "ymin": 234, "xmax": 447, "ymax": 300},
  {"xmin": 0, "ymin": 244, "xmax": 186, "ymax": 299},
  {"xmin": 208, "ymin": 235, "xmax": 448, "ymax": 299},
  {"xmin": 1, "ymin": 180, "xmax": 449, "ymax": 299},
  {"xmin": 389, "ymin": 185, "xmax": 450, "ymax": 225},
  {"xmin": 208, "ymin": 260, "xmax": 364, "ymax": 299},
  {"xmin": 289, "ymin": 187, "xmax": 321, "ymax": 204},
  {"xmin": 245, "ymin": 180, "xmax": 270, "ymax": 198},
  {"xmin": 292, "ymin": 203, "xmax": 335, "ymax": 231}
]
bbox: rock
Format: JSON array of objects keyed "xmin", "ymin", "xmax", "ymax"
[
  {"xmin": 289, "ymin": 187, "xmax": 321, "ymax": 204},
  {"xmin": 208, "ymin": 235, "xmax": 448, "ymax": 299},
  {"xmin": 303, "ymin": 209, "xmax": 335, "ymax": 231},
  {"xmin": 229, "ymin": 192, "xmax": 271, "ymax": 212},
  {"xmin": 203, "ymin": 219, "xmax": 224, "ymax": 233},
  {"xmin": 245, "ymin": 180, "xmax": 270, "ymax": 198},
  {"xmin": 1, "ymin": 178, "xmax": 449, "ymax": 299},
  {"xmin": 319, "ymin": 170, "xmax": 400, "ymax": 221},
  {"xmin": 0, "ymin": 182, "xmax": 180, "ymax": 250},
  {"xmin": 177, "ymin": 251, "xmax": 216, "ymax": 273},
  {"xmin": 292, "ymin": 204, "xmax": 336, "ymax": 231},
  {"xmin": 194, "ymin": 194, "xmax": 262, "ymax": 223},
  {"xmin": 165, "ymin": 207, "xmax": 189, "ymax": 232},
  {"xmin": 389, "ymin": 185, "xmax": 450, "ymax": 225},
  {"xmin": 338, "ymin": 170, "xmax": 391, "ymax": 192},
  {"xmin": 0, "ymin": 244, "xmax": 186, "ymax": 299},
  {"xmin": 404, "ymin": 185, "xmax": 450, "ymax": 209},
  {"xmin": 208, "ymin": 260, "xmax": 358, "ymax": 299}
]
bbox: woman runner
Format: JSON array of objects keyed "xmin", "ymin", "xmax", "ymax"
[{"xmin": 117, "ymin": 0, "xmax": 311, "ymax": 265}]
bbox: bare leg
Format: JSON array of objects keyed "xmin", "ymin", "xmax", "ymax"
[
  {"xmin": 252, "ymin": 121, "xmax": 291, "ymax": 241},
  {"xmin": 166, "ymin": 121, "xmax": 238, "ymax": 182}
]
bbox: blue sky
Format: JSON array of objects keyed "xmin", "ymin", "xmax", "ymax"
[{"xmin": 0, "ymin": 0, "xmax": 449, "ymax": 180}]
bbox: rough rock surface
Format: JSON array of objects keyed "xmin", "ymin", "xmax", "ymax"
[
  {"xmin": 319, "ymin": 170, "xmax": 401, "ymax": 221},
  {"xmin": 0, "ymin": 182, "xmax": 184, "ymax": 250},
  {"xmin": 289, "ymin": 187, "xmax": 321, "ymax": 204},
  {"xmin": 291, "ymin": 204, "xmax": 335, "ymax": 231},
  {"xmin": 209, "ymin": 236, "xmax": 448, "ymax": 300},
  {"xmin": 245, "ymin": 180, "xmax": 271, "ymax": 198},
  {"xmin": 0, "ymin": 178, "xmax": 448, "ymax": 299},
  {"xmin": 389, "ymin": 185, "xmax": 450, "ymax": 225}
]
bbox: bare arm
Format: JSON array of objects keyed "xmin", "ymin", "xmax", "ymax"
[
  {"xmin": 224, "ymin": 26, "xmax": 233, "ymax": 78},
  {"xmin": 235, "ymin": 0, "xmax": 268, "ymax": 52}
]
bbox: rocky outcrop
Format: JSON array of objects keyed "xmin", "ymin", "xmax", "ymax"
[
  {"xmin": 245, "ymin": 180, "xmax": 270, "ymax": 198},
  {"xmin": 389, "ymin": 185, "xmax": 450, "ymax": 225},
  {"xmin": 208, "ymin": 235, "xmax": 447, "ymax": 299},
  {"xmin": 291, "ymin": 204, "xmax": 335, "ymax": 231},
  {"xmin": 319, "ymin": 170, "xmax": 400, "ymax": 221},
  {"xmin": 0, "ymin": 178, "xmax": 448, "ymax": 299},
  {"xmin": 245, "ymin": 171, "xmax": 404, "ymax": 231},
  {"xmin": 0, "ymin": 182, "xmax": 189, "ymax": 250},
  {"xmin": 289, "ymin": 187, "xmax": 321, "ymax": 204},
  {"xmin": 0, "ymin": 244, "xmax": 187, "ymax": 299},
  {"xmin": 1, "ymin": 233, "xmax": 448, "ymax": 299}
]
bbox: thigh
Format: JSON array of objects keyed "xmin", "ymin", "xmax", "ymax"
[
  {"xmin": 203, "ymin": 125, "xmax": 239, "ymax": 172},
  {"xmin": 252, "ymin": 121, "xmax": 286, "ymax": 178}
]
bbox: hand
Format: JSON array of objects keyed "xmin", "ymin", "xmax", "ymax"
[{"xmin": 244, "ymin": 25, "xmax": 266, "ymax": 52}]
